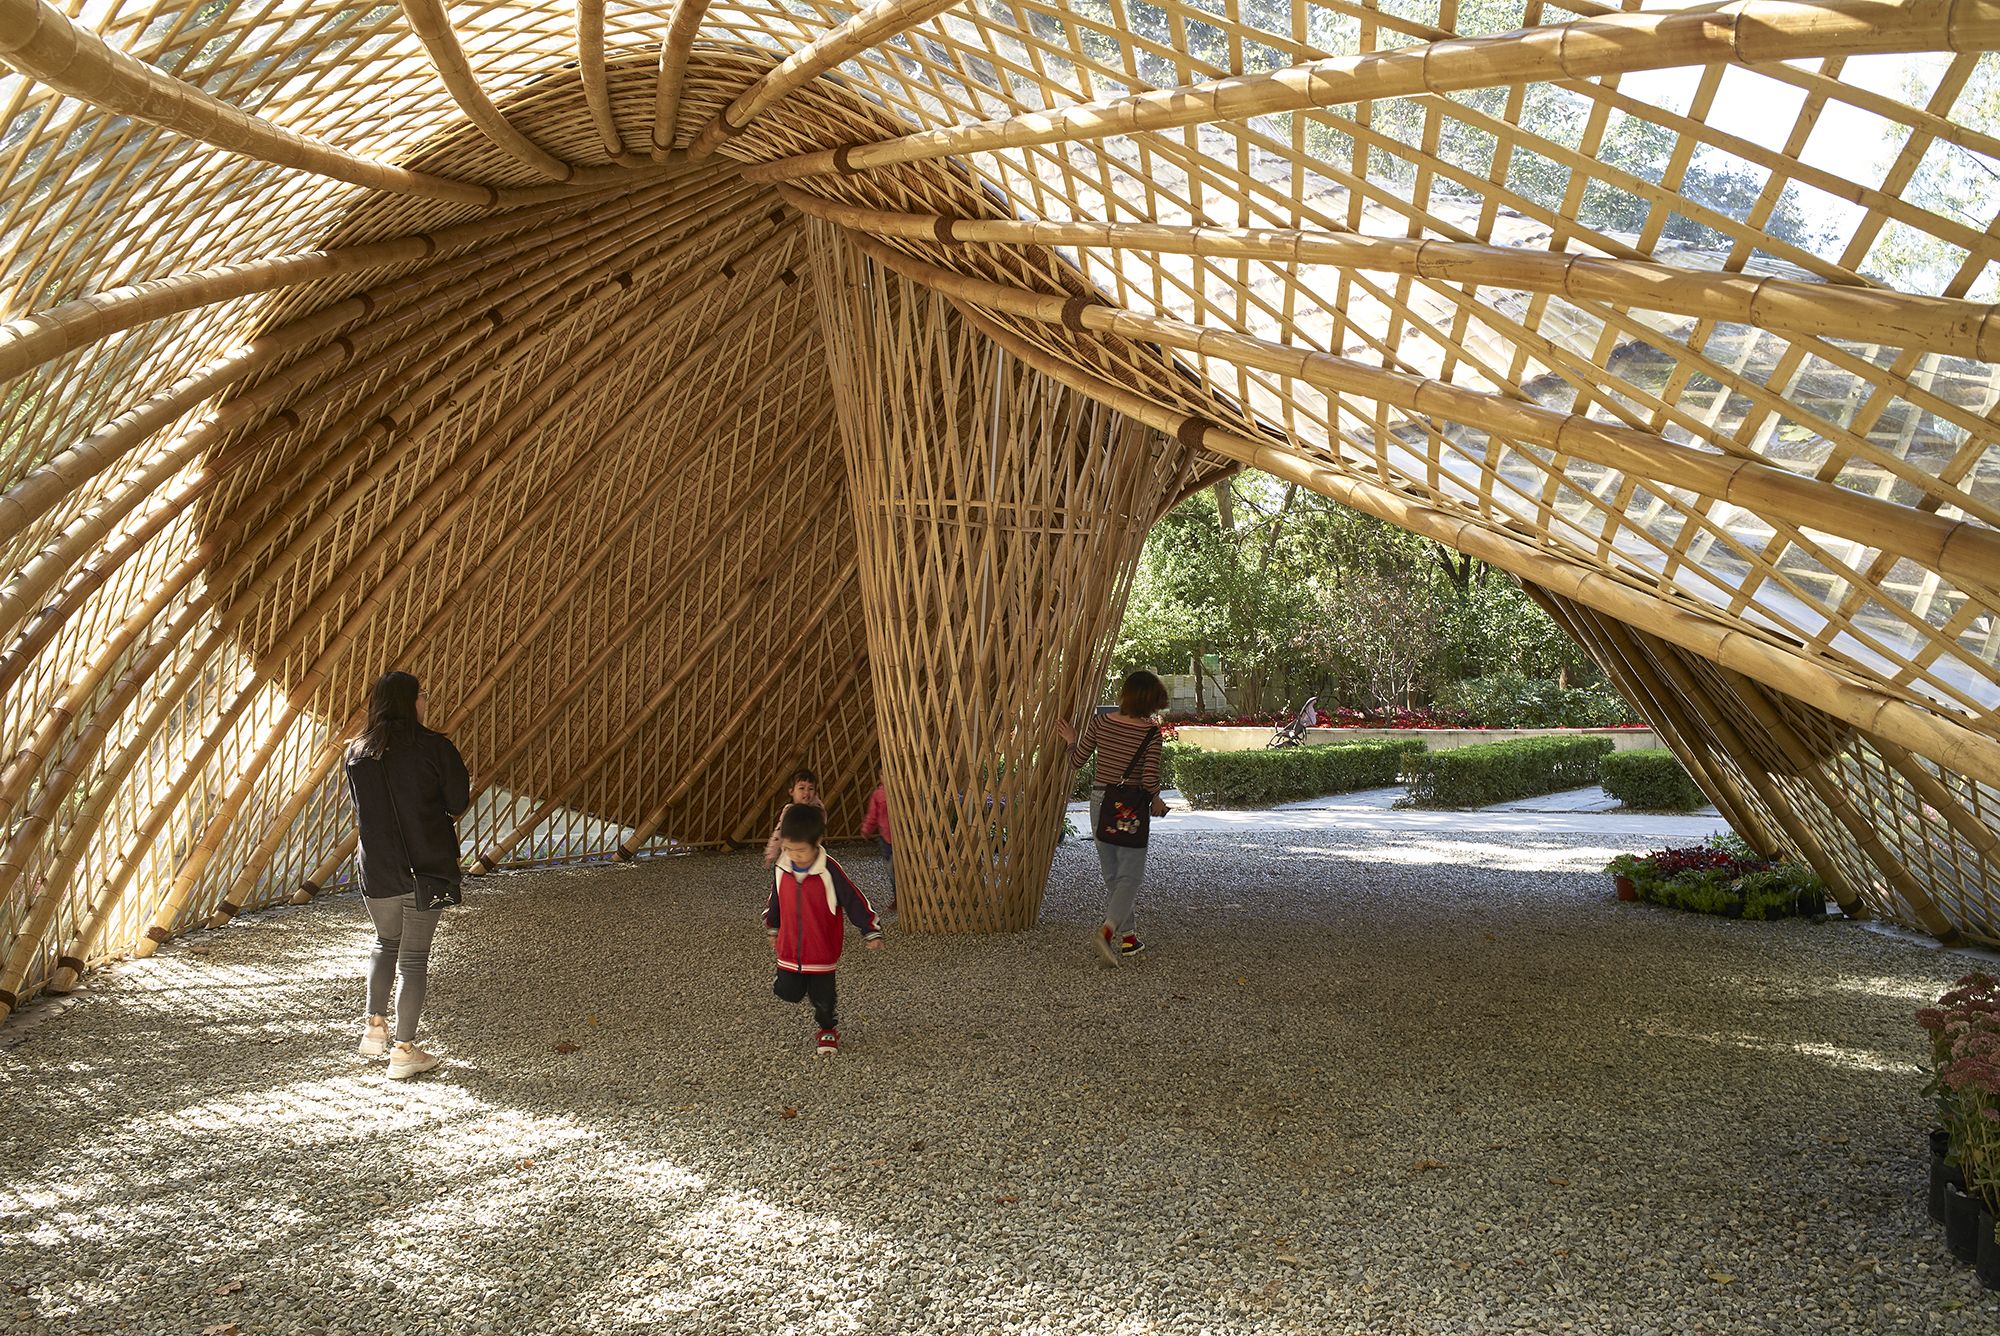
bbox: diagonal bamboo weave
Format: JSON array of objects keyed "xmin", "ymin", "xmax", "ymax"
[{"xmin": 2, "ymin": 0, "xmax": 1999, "ymax": 1016}]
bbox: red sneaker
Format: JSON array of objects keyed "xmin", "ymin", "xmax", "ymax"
[
  {"xmin": 1093, "ymin": 922, "xmax": 1119, "ymax": 966},
  {"xmin": 816, "ymin": 1028, "xmax": 839, "ymax": 1056}
]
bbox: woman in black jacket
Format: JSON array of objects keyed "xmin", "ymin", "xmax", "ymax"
[{"xmin": 345, "ymin": 670, "xmax": 469, "ymax": 1079}]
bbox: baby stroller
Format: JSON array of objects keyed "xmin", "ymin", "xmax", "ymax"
[{"xmin": 1265, "ymin": 697, "xmax": 1319, "ymax": 749}]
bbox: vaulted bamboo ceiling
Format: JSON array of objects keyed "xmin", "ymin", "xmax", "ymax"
[{"xmin": 3, "ymin": 0, "xmax": 1999, "ymax": 1011}]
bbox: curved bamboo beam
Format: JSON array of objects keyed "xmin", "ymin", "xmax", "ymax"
[
  {"xmin": 1606, "ymin": 614, "xmax": 1873, "ymax": 917},
  {"xmin": 0, "ymin": 184, "xmax": 644, "ymax": 384},
  {"xmin": 947, "ymin": 297, "xmax": 2000, "ymax": 794},
  {"xmin": 686, "ymin": 0, "xmax": 963, "ymax": 161},
  {"xmin": 0, "ymin": 0, "xmax": 619, "ymax": 205},
  {"xmin": 38, "ymin": 658, "xmax": 260, "ymax": 1000},
  {"xmin": 840, "ymin": 235, "xmax": 2000, "ymax": 606},
  {"xmin": 0, "ymin": 180, "xmax": 696, "ymax": 625},
  {"xmin": 651, "ymin": 0, "xmax": 716, "ymax": 155},
  {"xmin": 205, "ymin": 271, "xmax": 810, "ymax": 924},
  {"xmin": 187, "ymin": 246, "xmax": 806, "ymax": 927},
  {"xmin": 397, "ymin": 0, "xmax": 574, "ymax": 179},
  {"xmin": 1723, "ymin": 667, "xmax": 1960, "ymax": 941},
  {"xmin": 740, "ymin": 0, "xmax": 2000, "ymax": 181},
  {"xmin": 470, "ymin": 525, "xmax": 840, "ymax": 873},
  {"xmin": 776, "ymin": 191, "xmax": 2000, "ymax": 362},
  {"xmin": 617, "ymin": 587, "xmax": 862, "ymax": 856},
  {"xmin": 576, "ymin": 0, "xmax": 623, "ymax": 155}
]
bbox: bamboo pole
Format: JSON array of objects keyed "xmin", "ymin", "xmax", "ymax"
[
  {"xmin": 1521, "ymin": 580, "xmax": 1775, "ymax": 853},
  {"xmin": 0, "ymin": 179, "xmax": 701, "ymax": 643},
  {"xmin": 0, "ymin": 182, "xmax": 648, "ymax": 384},
  {"xmin": 212, "ymin": 321, "xmax": 828, "ymax": 923},
  {"xmin": 616, "ymin": 627, "xmax": 865, "ymax": 857},
  {"xmin": 1721, "ymin": 668, "xmax": 1962, "ymax": 940},
  {"xmin": 651, "ymin": 0, "xmax": 716, "ymax": 154},
  {"xmin": 40, "ymin": 660, "xmax": 262, "ymax": 998},
  {"xmin": 575, "ymin": 0, "xmax": 623, "ymax": 155},
  {"xmin": 1613, "ymin": 620, "xmax": 1873, "ymax": 918},
  {"xmin": 838, "ymin": 235, "xmax": 2000, "ymax": 599},
  {"xmin": 741, "ymin": 0, "xmax": 2000, "ymax": 182},
  {"xmin": 397, "ymin": 0, "xmax": 574, "ymax": 179},
  {"xmin": 686, "ymin": 0, "xmax": 963, "ymax": 160},
  {"xmin": 471, "ymin": 542, "xmax": 851, "ymax": 873},
  {"xmin": 775, "ymin": 191, "xmax": 2000, "ymax": 362},
  {"xmin": 0, "ymin": 0, "xmax": 648, "ymax": 204},
  {"xmin": 943, "ymin": 296, "xmax": 2000, "ymax": 794}
]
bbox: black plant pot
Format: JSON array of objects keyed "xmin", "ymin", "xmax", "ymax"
[
  {"xmin": 1946, "ymin": 1182, "xmax": 1983, "ymax": 1262},
  {"xmin": 1979, "ymin": 1208, "xmax": 2000, "ymax": 1290},
  {"xmin": 1931, "ymin": 1131, "xmax": 1963, "ymax": 1224}
]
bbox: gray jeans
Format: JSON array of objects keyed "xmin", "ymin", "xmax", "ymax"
[
  {"xmin": 365, "ymin": 892, "xmax": 442, "ymax": 1042},
  {"xmin": 1089, "ymin": 791, "xmax": 1148, "ymax": 936}
]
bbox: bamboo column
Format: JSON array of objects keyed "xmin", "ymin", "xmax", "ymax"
[{"xmin": 810, "ymin": 225, "xmax": 1190, "ymax": 932}]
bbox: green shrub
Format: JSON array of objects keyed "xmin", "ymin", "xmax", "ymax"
[
  {"xmin": 1173, "ymin": 739, "xmax": 1425, "ymax": 808},
  {"xmin": 1403, "ymin": 735, "xmax": 1615, "ymax": 808},
  {"xmin": 1434, "ymin": 672, "xmax": 1642, "ymax": 727},
  {"xmin": 1600, "ymin": 748, "xmax": 1705, "ymax": 811}
]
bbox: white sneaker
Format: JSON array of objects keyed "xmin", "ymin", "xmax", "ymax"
[
  {"xmin": 386, "ymin": 1040, "xmax": 441, "ymax": 1080},
  {"xmin": 358, "ymin": 1016, "xmax": 390, "ymax": 1058}
]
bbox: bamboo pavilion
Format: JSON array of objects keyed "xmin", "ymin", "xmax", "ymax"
[{"xmin": 2, "ymin": 0, "xmax": 1998, "ymax": 1016}]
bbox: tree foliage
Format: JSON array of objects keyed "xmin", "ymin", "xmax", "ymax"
[{"xmin": 1113, "ymin": 472, "xmax": 1600, "ymax": 713}]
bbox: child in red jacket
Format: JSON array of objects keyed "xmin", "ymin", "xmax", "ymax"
[{"xmin": 764, "ymin": 803, "xmax": 881, "ymax": 1055}]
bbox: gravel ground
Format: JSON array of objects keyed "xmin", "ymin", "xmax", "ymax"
[{"xmin": 3, "ymin": 820, "xmax": 1997, "ymax": 1335}]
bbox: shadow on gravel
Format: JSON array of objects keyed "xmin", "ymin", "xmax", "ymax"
[{"xmin": 2, "ymin": 834, "xmax": 1995, "ymax": 1334}]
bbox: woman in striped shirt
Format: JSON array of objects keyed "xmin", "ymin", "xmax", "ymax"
[{"xmin": 1056, "ymin": 670, "xmax": 1171, "ymax": 964}]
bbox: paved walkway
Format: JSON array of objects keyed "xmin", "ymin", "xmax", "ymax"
[{"xmin": 1074, "ymin": 785, "xmax": 1728, "ymax": 842}]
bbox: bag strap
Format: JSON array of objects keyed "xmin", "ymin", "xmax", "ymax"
[{"xmin": 1116, "ymin": 725, "xmax": 1160, "ymax": 785}]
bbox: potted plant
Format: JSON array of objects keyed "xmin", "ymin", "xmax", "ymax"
[
  {"xmin": 1604, "ymin": 852, "xmax": 1645, "ymax": 901},
  {"xmin": 1916, "ymin": 972, "xmax": 2000, "ymax": 1284}
]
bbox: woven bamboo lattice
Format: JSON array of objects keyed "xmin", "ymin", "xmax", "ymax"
[{"xmin": 3, "ymin": 0, "xmax": 2000, "ymax": 1012}]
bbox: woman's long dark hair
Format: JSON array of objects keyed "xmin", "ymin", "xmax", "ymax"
[{"xmin": 349, "ymin": 670, "xmax": 421, "ymax": 760}]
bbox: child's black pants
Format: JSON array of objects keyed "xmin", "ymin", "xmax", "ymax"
[{"xmin": 773, "ymin": 968, "xmax": 837, "ymax": 1029}]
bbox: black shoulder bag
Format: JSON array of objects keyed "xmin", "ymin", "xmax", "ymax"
[
  {"xmin": 381, "ymin": 761, "xmax": 462, "ymax": 911},
  {"xmin": 1094, "ymin": 726, "xmax": 1161, "ymax": 849}
]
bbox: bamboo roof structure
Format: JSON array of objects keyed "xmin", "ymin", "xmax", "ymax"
[{"xmin": 3, "ymin": 0, "xmax": 2000, "ymax": 1010}]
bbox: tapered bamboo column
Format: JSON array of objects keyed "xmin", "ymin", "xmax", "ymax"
[{"xmin": 811, "ymin": 226, "xmax": 1191, "ymax": 933}]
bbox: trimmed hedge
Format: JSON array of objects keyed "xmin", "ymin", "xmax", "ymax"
[
  {"xmin": 1600, "ymin": 748, "xmax": 1706, "ymax": 811},
  {"xmin": 1173, "ymin": 739, "xmax": 1426, "ymax": 809},
  {"xmin": 1403, "ymin": 735, "xmax": 1615, "ymax": 808}
]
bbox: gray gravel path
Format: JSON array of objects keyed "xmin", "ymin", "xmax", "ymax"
[{"xmin": 3, "ymin": 819, "xmax": 1996, "ymax": 1334}]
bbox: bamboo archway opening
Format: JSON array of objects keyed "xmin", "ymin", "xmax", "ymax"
[{"xmin": 3, "ymin": 1, "xmax": 1998, "ymax": 1018}]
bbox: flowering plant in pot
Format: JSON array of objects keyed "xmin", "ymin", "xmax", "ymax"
[
  {"xmin": 1916, "ymin": 971, "xmax": 2000, "ymax": 1282},
  {"xmin": 1600, "ymin": 835, "xmax": 1823, "ymax": 919}
]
